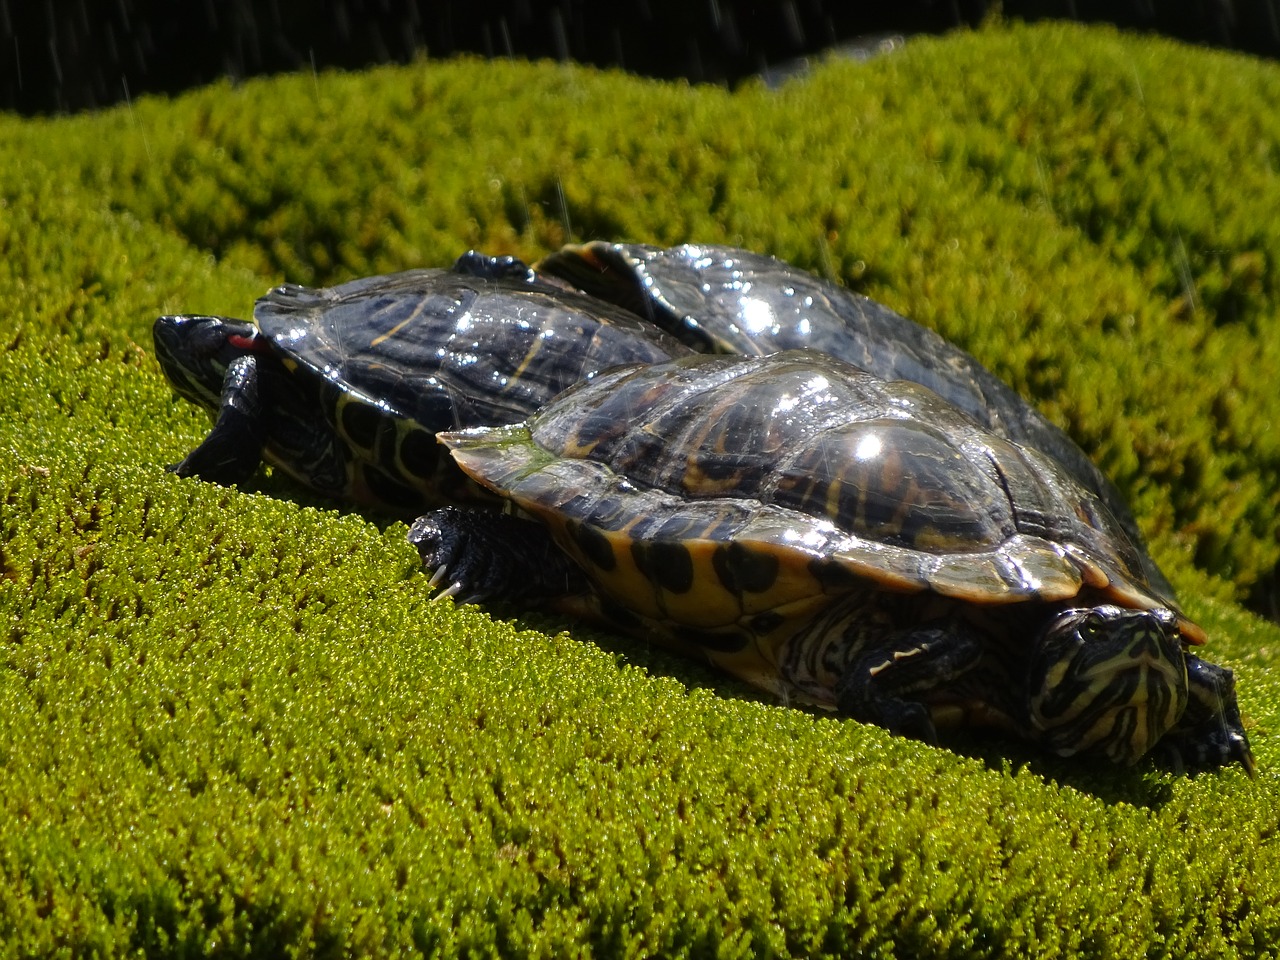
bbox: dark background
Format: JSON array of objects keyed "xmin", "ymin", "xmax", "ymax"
[{"xmin": 4, "ymin": 0, "xmax": 1278, "ymax": 116}]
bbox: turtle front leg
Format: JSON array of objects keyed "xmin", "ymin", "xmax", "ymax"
[
  {"xmin": 834, "ymin": 620, "xmax": 984, "ymax": 744},
  {"xmin": 170, "ymin": 354, "xmax": 267, "ymax": 486},
  {"xmin": 1153, "ymin": 654, "xmax": 1255, "ymax": 776},
  {"xmin": 408, "ymin": 506, "xmax": 586, "ymax": 605}
]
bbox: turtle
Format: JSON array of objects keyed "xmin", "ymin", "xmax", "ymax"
[
  {"xmin": 408, "ymin": 350, "xmax": 1253, "ymax": 773},
  {"xmin": 152, "ymin": 254, "xmax": 691, "ymax": 512},
  {"xmin": 535, "ymin": 241, "xmax": 1175, "ymax": 599}
]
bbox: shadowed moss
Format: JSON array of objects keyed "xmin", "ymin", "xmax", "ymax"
[{"xmin": 2, "ymin": 19, "xmax": 1280, "ymax": 958}]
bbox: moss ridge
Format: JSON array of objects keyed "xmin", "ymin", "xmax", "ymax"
[{"xmin": 2, "ymin": 20, "xmax": 1279, "ymax": 958}]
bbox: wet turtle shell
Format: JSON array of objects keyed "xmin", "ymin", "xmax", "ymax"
[
  {"xmin": 153, "ymin": 265, "xmax": 690, "ymax": 512},
  {"xmin": 432, "ymin": 350, "xmax": 1253, "ymax": 769},
  {"xmin": 537, "ymin": 241, "xmax": 1174, "ymax": 598}
]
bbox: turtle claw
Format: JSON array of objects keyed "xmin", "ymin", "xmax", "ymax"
[
  {"xmin": 424, "ymin": 563, "xmax": 467, "ymax": 604},
  {"xmin": 430, "ymin": 580, "xmax": 466, "ymax": 604}
]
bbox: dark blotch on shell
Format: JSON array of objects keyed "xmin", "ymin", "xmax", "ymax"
[
  {"xmin": 809, "ymin": 557, "xmax": 862, "ymax": 593},
  {"xmin": 568, "ymin": 519, "xmax": 618, "ymax": 572},
  {"xmin": 340, "ymin": 399, "xmax": 383, "ymax": 450},
  {"xmin": 631, "ymin": 540, "xmax": 695, "ymax": 594},
  {"xmin": 398, "ymin": 427, "xmax": 439, "ymax": 480},
  {"xmin": 713, "ymin": 542, "xmax": 780, "ymax": 594},
  {"xmin": 683, "ymin": 451, "xmax": 764, "ymax": 488}
]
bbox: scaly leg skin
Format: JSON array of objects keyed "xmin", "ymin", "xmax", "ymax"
[
  {"xmin": 451, "ymin": 251, "xmax": 536, "ymax": 284},
  {"xmin": 170, "ymin": 354, "xmax": 267, "ymax": 486},
  {"xmin": 408, "ymin": 507, "xmax": 586, "ymax": 605},
  {"xmin": 834, "ymin": 621, "xmax": 984, "ymax": 745},
  {"xmin": 1153, "ymin": 654, "xmax": 1255, "ymax": 776}
]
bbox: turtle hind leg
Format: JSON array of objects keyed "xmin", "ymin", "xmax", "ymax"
[
  {"xmin": 1154, "ymin": 654, "xmax": 1255, "ymax": 776},
  {"xmin": 170, "ymin": 354, "xmax": 266, "ymax": 486},
  {"xmin": 834, "ymin": 620, "xmax": 984, "ymax": 745},
  {"xmin": 408, "ymin": 506, "xmax": 586, "ymax": 606}
]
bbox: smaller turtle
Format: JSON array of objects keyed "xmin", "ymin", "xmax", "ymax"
[
  {"xmin": 537, "ymin": 241, "xmax": 1175, "ymax": 599},
  {"xmin": 409, "ymin": 350, "xmax": 1252, "ymax": 773},
  {"xmin": 153, "ymin": 256, "xmax": 690, "ymax": 512}
]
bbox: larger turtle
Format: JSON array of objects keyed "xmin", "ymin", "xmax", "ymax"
[
  {"xmin": 409, "ymin": 350, "xmax": 1252, "ymax": 773},
  {"xmin": 153, "ymin": 256, "xmax": 691, "ymax": 512},
  {"xmin": 536, "ymin": 241, "xmax": 1175, "ymax": 598}
]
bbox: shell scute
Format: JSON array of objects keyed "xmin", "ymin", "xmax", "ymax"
[{"xmin": 773, "ymin": 419, "xmax": 1012, "ymax": 551}]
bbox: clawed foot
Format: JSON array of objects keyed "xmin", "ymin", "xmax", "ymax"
[
  {"xmin": 838, "ymin": 690, "xmax": 941, "ymax": 745},
  {"xmin": 1151, "ymin": 729, "xmax": 1256, "ymax": 778},
  {"xmin": 408, "ymin": 506, "xmax": 585, "ymax": 606},
  {"xmin": 1153, "ymin": 656, "xmax": 1256, "ymax": 777},
  {"xmin": 410, "ymin": 507, "xmax": 506, "ymax": 604}
]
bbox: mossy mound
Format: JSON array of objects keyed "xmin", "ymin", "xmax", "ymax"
[{"xmin": 2, "ymin": 20, "xmax": 1279, "ymax": 957}]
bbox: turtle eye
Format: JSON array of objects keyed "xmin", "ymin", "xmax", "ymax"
[{"xmin": 1079, "ymin": 611, "xmax": 1105, "ymax": 642}]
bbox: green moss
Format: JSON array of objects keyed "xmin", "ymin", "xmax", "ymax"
[{"xmin": 2, "ymin": 19, "xmax": 1280, "ymax": 957}]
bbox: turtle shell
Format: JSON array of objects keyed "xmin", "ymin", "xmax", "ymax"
[
  {"xmin": 537, "ymin": 241, "xmax": 1174, "ymax": 599},
  {"xmin": 255, "ymin": 268, "xmax": 690, "ymax": 434},
  {"xmin": 177, "ymin": 268, "xmax": 690, "ymax": 511},
  {"xmin": 441, "ymin": 350, "xmax": 1198, "ymax": 646}
]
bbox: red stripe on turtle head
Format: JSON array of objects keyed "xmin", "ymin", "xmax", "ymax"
[{"xmin": 228, "ymin": 331, "xmax": 271, "ymax": 352}]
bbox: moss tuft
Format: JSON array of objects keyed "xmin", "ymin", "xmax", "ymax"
[{"xmin": 3, "ymin": 20, "xmax": 1279, "ymax": 956}]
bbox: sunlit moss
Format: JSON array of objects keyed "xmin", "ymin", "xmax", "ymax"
[{"xmin": 1, "ymin": 19, "xmax": 1279, "ymax": 957}]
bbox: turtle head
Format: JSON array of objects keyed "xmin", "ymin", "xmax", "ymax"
[
  {"xmin": 536, "ymin": 242, "xmax": 659, "ymax": 318},
  {"xmin": 1027, "ymin": 604, "xmax": 1189, "ymax": 765},
  {"xmin": 153, "ymin": 314, "xmax": 269, "ymax": 412},
  {"xmin": 536, "ymin": 242, "xmax": 727, "ymax": 352}
]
